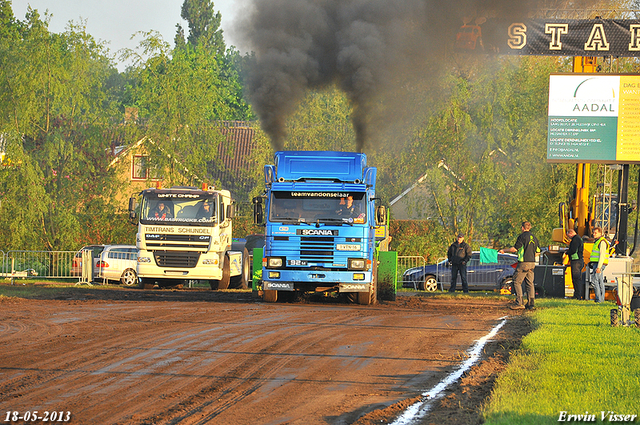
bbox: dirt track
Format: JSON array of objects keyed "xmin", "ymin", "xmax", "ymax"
[{"xmin": 0, "ymin": 288, "xmax": 529, "ymax": 424}]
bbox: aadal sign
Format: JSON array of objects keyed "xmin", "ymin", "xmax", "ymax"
[{"xmin": 547, "ymin": 74, "xmax": 640, "ymax": 163}]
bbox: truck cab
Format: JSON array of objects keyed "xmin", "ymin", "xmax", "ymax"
[{"xmin": 254, "ymin": 151, "xmax": 386, "ymax": 304}]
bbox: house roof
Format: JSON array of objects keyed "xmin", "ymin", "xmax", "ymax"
[
  {"xmin": 108, "ymin": 121, "xmax": 259, "ymax": 194},
  {"xmin": 211, "ymin": 121, "xmax": 256, "ymax": 185},
  {"xmin": 108, "ymin": 136, "xmax": 204, "ymax": 183}
]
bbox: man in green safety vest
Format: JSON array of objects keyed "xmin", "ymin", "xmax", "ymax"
[
  {"xmin": 499, "ymin": 221, "xmax": 540, "ymax": 310},
  {"xmin": 589, "ymin": 227, "xmax": 609, "ymax": 303}
]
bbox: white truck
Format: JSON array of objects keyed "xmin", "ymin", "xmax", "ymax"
[{"xmin": 129, "ymin": 185, "xmax": 249, "ymax": 289}]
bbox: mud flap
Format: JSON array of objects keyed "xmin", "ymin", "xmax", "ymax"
[{"xmin": 377, "ymin": 251, "xmax": 397, "ymax": 301}]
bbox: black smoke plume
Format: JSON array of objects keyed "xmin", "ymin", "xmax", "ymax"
[{"xmin": 238, "ymin": 0, "xmax": 599, "ymax": 152}]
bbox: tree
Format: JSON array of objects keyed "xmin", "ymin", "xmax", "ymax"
[
  {"xmin": 122, "ymin": 31, "xmax": 251, "ymax": 190},
  {"xmin": 176, "ymin": 0, "xmax": 225, "ymax": 54},
  {"xmin": 0, "ymin": 6, "xmax": 127, "ymax": 250}
]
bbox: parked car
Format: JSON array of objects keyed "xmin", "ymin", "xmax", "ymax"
[
  {"xmin": 71, "ymin": 245, "xmax": 107, "ymax": 276},
  {"xmin": 95, "ymin": 245, "xmax": 138, "ymax": 285},
  {"xmin": 402, "ymin": 252, "xmax": 518, "ymax": 292}
]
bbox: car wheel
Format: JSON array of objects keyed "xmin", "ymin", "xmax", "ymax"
[
  {"xmin": 421, "ymin": 276, "xmax": 438, "ymax": 292},
  {"xmin": 120, "ymin": 268, "xmax": 137, "ymax": 286},
  {"xmin": 500, "ymin": 277, "xmax": 513, "ymax": 295}
]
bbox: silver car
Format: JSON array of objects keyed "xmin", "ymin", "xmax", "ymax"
[{"xmin": 96, "ymin": 245, "xmax": 138, "ymax": 285}]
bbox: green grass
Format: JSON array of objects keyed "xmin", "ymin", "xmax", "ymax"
[
  {"xmin": 483, "ymin": 299, "xmax": 640, "ymax": 424},
  {"xmin": 0, "ymin": 282, "xmax": 79, "ymax": 298}
]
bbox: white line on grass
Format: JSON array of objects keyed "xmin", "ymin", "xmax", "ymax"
[{"xmin": 390, "ymin": 316, "xmax": 509, "ymax": 425}]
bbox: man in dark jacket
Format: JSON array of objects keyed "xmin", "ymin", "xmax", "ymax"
[
  {"xmin": 500, "ymin": 221, "xmax": 540, "ymax": 310},
  {"xmin": 566, "ymin": 228, "xmax": 585, "ymax": 300},
  {"xmin": 447, "ymin": 233, "xmax": 472, "ymax": 293}
]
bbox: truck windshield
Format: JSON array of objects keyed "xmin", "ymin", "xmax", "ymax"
[
  {"xmin": 270, "ymin": 191, "xmax": 366, "ymax": 224},
  {"xmin": 140, "ymin": 192, "xmax": 217, "ymax": 226}
]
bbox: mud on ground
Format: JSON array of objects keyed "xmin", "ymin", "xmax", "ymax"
[{"xmin": 0, "ymin": 286, "xmax": 531, "ymax": 424}]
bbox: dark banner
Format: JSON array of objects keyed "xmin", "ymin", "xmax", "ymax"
[
  {"xmin": 507, "ymin": 19, "xmax": 640, "ymax": 56},
  {"xmin": 460, "ymin": 19, "xmax": 640, "ymax": 57}
]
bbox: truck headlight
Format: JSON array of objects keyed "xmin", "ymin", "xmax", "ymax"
[
  {"xmin": 348, "ymin": 258, "xmax": 366, "ymax": 270},
  {"xmin": 267, "ymin": 257, "xmax": 283, "ymax": 268},
  {"xmin": 137, "ymin": 257, "xmax": 152, "ymax": 263},
  {"xmin": 202, "ymin": 258, "xmax": 219, "ymax": 265}
]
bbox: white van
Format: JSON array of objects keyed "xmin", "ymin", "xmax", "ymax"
[{"xmin": 96, "ymin": 245, "xmax": 138, "ymax": 285}]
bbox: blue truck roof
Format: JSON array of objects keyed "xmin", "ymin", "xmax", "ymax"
[{"xmin": 273, "ymin": 151, "xmax": 367, "ymax": 182}]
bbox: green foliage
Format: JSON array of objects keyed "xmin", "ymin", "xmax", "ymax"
[
  {"xmin": 0, "ymin": 10, "xmax": 127, "ymax": 250},
  {"xmin": 179, "ymin": 0, "xmax": 224, "ymax": 53},
  {"xmin": 378, "ymin": 56, "xmax": 576, "ymax": 248},
  {"xmin": 389, "ymin": 220, "xmax": 449, "ymax": 261},
  {"xmin": 284, "ymin": 87, "xmax": 356, "ymax": 151}
]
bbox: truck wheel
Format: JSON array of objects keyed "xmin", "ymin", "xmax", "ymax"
[
  {"xmin": 120, "ymin": 268, "xmax": 137, "ymax": 286},
  {"xmin": 217, "ymin": 255, "xmax": 231, "ymax": 290},
  {"xmin": 139, "ymin": 278, "xmax": 154, "ymax": 289},
  {"xmin": 263, "ymin": 289, "xmax": 278, "ymax": 302},
  {"xmin": 357, "ymin": 261, "xmax": 377, "ymax": 305},
  {"xmin": 230, "ymin": 248, "xmax": 250, "ymax": 289}
]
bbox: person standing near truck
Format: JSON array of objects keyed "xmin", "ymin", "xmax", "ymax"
[
  {"xmin": 499, "ymin": 221, "xmax": 540, "ymax": 310},
  {"xmin": 447, "ymin": 233, "xmax": 472, "ymax": 293},
  {"xmin": 589, "ymin": 227, "xmax": 609, "ymax": 303},
  {"xmin": 566, "ymin": 228, "xmax": 585, "ymax": 300}
]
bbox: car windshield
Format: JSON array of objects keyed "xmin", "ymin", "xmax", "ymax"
[
  {"xmin": 270, "ymin": 191, "xmax": 367, "ymax": 224},
  {"xmin": 140, "ymin": 192, "xmax": 218, "ymax": 226}
]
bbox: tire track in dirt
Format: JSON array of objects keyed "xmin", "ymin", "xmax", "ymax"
[{"xmin": 0, "ymin": 295, "xmax": 512, "ymax": 424}]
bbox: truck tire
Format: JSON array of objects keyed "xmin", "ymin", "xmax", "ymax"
[
  {"xmin": 216, "ymin": 255, "xmax": 232, "ymax": 290},
  {"xmin": 357, "ymin": 261, "xmax": 377, "ymax": 305},
  {"xmin": 230, "ymin": 248, "xmax": 250, "ymax": 289},
  {"xmin": 263, "ymin": 289, "xmax": 278, "ymax": 302}
]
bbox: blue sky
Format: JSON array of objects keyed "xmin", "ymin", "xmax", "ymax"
[{"xmin": 9, "ymin": 0, "xmax": 244, "ymax": 69}]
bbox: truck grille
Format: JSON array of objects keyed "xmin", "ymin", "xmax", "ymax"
[
  {"xmin": 145, "ymin": 233, "xmax": 210, "ymax": 250},
  {"xmin": 299, "ymin": 237, "xmax": 334, "ymax": 262},
  {"xmin": 154, "ymin": 251, "xmax": 200, "ymax": 268}
]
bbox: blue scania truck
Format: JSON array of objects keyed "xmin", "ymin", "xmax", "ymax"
[{"xmin": 253, "ymin": 151, "xmax": 387, "ymax": 304}]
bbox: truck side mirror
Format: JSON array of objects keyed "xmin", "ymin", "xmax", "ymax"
[
  {"xmin": 375, "ymin": 205, "xmax": 386, "ymax": 226},
  {"xmin": 226, "ymin": 204, "xmax": 234, "ymax": 220},
  {"xmin": 128, "ymin": 197, "xmax": 137, "ymax": 222},
  {"xmin": 253, "ymin": 197, "xmax": 264, "ymax": 225}
]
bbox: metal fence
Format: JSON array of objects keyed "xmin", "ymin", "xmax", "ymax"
[
  {"xmin": 398, "ymin": 255, "xmax": 436, "ymax": 290},
  {"xmin": 0, "ymin": 250, "xmax": 79, "ymax": 283}
]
